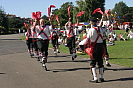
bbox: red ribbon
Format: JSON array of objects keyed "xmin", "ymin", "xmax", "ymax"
[
  {"xmin": 104, "ymin": 9, "xmax": 111, "ymax": 16},
  {"xmin": 50, "ymin": 5, "xmax": 56, "ymax": 8},
  {"xmin": 48, "ymin": 5, "xmax": 56, "ymax": 17},
  {"xmin": 36, "ymin": 11, "xmax": 41, "ymax": 20},
  {"xmin": 24, "ymin": 23, "xmax": 29, "ymax": 30},
  {"xmin": 30, "ymin": 21, "xmax": 33, "ymax": 26},
  {"xmin": 76, "ymin": 11, "xmax": 85, "ymax": 17},
  {"xmin": 31, "ymin": 11, "xmax": 41, "ymax": 20},
  {"xmin": 31, "ymin": 12, "xmax": 37, "ymax": 20},
  {"xmin": 50, "ymin": 14, "xmax": 55, "ymax": 22},
  {"xmin": 56, "ymin": 15, "xmax": 60, "ymax": 23},
  {"xmin": 92, "ymin": 8, "xmax": 103, "ymax": 15},
  {"xmin": 48, "ymin": 7, "xmax": 51, "ymax": 17},
  {"xmin": 67, "ymin": 6, "xmax": 71, "ymax": 17}
]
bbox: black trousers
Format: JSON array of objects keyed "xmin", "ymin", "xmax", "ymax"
[
  {"xmin": 32, "ymin": 38, "xmax": 38, "ymax": 51},
  {"xmin": 37, "ymin": 39, "xmax": 49, "ymax": 57},
  {"xmin": 26, "ymin": 38, "xmax": 33, "ymax": 51},
  {"xmin": 103, "ymin": 40, "xmax": 108, "ymax": 55},
  {"xmin": 90, "ymin": 43, "xmax": 104, "ymax": 68},
  {"xmin": 66, "ymin": 36, "xmax": 75, "ymax": 54},
  {"xmin": 51, "ymin": 38, "xmax": 59, "ymax": 47}
]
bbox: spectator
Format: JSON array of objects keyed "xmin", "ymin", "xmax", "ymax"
[
  {"xmin": 127, "ymin": 29, "xmax": 133, "ymax": 39},
  {"xmin": 107, "ymin": 35, "xmax": 115, "ymax": 46},
  {"xmin": 118, "ymin": 33, "xmax": 126, "ymax": 41}
]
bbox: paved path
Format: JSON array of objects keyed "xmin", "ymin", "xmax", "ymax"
[{"xmin": 0, "ymin": 34, "xmax": 133, "ymax": 88}]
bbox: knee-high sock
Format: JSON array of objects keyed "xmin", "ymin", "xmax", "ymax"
[
  {"xmin": 92, "ymin": 67, "xmax": 97, "ymax": 80},
  {"xmin": 99, "ymin": 67, "xmax": 104, "ymax": 78}
]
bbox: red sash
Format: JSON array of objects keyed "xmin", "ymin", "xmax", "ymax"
[
  {"xmin": 67, "ymin": 28, "xmax": 74, "ymax": 38},
  {"xmin": 37, "ymin": 26, "xmax": 49, "ymax": 40},
  {"xmin": 51, "ymin": 30, "xmax": 58, "ymax": 39},
  {"xmin": 85, "ymin": 27, "xmax": 104, "ymax": 59}
]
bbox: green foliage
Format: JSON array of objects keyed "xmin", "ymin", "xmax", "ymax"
[
  {"xmin": 52, "ymin": 2, "xmax": 74, "ymax": 27},
  {"xmin": 0, "ymin": 26, "xmax": 6, "ymax": 34},
  {"xmin": 85, "ymin": 0, "xmax": 105, "ymax": 20},
  {"xmin": 8, "ymin": 17, "xmax": 23, "ymax": 28},
  {"xmin": 0, "ymin": 6, "xmax": 9, "ymax": 33},
  {"xmin": 111, "ymin": 1, "xmax": 128, "ymax": 18}
]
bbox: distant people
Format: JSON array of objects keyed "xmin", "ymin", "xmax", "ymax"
[
  {"xmin": 112, "ymin": 31, "xmax": 117, "ymax": 40},
  {"xmin": 23, "ymin": 29, "xmax": 25, "ymax": 35},
  {"xmin": 19, "ymin": 29, "xmax": 21, "ymax": 34},
  {"xmin": 107, "ymin": 35, "xmax": 115, "ymax": 46},
  {"xmin": 127, "ymin": 29, "xmax": 133, "ymax": 39},
  {"xmin": 118, "ymin": 33, "xmax": 126, "ymax": 41},
  {"xmin": 125, "ymin": 23, "xmax": 129, "ymax": 34}
]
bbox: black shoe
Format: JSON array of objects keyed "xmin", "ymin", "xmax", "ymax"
[
  {"xmin": 74, "ymin": 55, "xmax": 77, "ymax": 58},
  {"xmin": 89, "ymin": 79, "xmax": 98, "ymax": 83},
  {"xmin": 72, "ymin": 56, "xmax": 74, "ymax": 61},
  {"xmin": 37, "ymin": 57, "xmax": 40, "ymax": 61},
  {"xmin": 57, "ymin": 51, "xmax": 60, "ymax": 53},
  {"xmin": 99, "ymin": 78, "xmax": 104, "ymax": 82},
  {"xmin": 106, "ymin": 63, "xmax": 111, "ymax": 67}
]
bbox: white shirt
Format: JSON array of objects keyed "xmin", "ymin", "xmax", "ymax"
[
  {"xmin": 87, "ymin": 26, "xmax": 103, "ymax": 43},
  {"xmin": 125, "ymin": 24, "xmax": 129, "ymax": 29},
  {"xmin": 30, "ymin": 27, "xmax": 37, "ymax": 38},
  {"xmin": 35, "ymin": 25, "xmax": 51, "ymax": 40},
  {"xmin": 25, "ymin": 32, "xmax": 32, "ymax": 39},
  {"xmin": 65, "ymin": 26, "xmax": 75, "ymax": 37},
  {"xmin": 128, "ymin": 30, "xmax": 133, "ymax": 38}
]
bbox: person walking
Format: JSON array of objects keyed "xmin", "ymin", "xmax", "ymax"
[
  {"xmin": 24, "ymin": 28, "xmax": 33, "ymax": 56},
  {"xmin": 50, "ymin": 25, "xmax": 60, "ymax": 55},
  {"xmin": 86, "ymin": 17, "xmax": 104, "ymax": 83},
  {"xmin": 33, "ymin": 19, "xmax": 51, "ymax": 70},
  {"xmin": 65, "ymin": 18, "xmax": 77, "ymax": 60}
]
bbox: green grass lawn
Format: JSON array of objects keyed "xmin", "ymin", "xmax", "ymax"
[{"xmin": 21, "ymin": 30, "xmax": 133, "ymax": 68}]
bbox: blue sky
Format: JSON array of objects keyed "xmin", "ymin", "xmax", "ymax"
[{"xmin": 0, "ymin": 0, "xmax": 132, "ymax": 18}]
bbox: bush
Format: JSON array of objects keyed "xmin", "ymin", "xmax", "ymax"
[{"xmin": 0, "ymin": 26, "xmax": 6, "ymax": 34}]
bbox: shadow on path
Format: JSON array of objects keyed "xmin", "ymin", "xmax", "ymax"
[
  {"xmin": 51, "ymin": 67, "xmax": 90, "ymax": 73},
  {"xmin": 104, "ymin": 67, "xmax": 133, "ymax": 71},
  {"xmin": 0, "ymin": 39, "xmax": 22, "ymax": 40},
  {"xmin": 105, "ymin": 77, "xmax": 133, "ymax": 82}
]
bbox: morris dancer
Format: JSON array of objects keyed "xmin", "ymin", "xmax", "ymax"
[
  {"xmin": 86, "ymin": 17, "xmax": 104, "ymax": 83},
  {"xmin": 50, "ymin": 25, "xmax": 60, "ymax": 55},
  {"xmin": 50, "ymin": 15, "xmax": 60, "ymax": 55},
  {"xmin": 30, "ymin": 21, "xmax": 38, "ymax": 57},
  {"xmin": 99, "ymin": 15, "xmax": 111, "ymax": 67},
  {"xmin": 24, "ymin": 24, "xmax": 33, "ymax": 56},
  {"xmin": 65, "ymin": 18, "xmax": 77, "ymax": 60}
]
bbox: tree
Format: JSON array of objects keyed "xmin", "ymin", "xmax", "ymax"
[
  {"xmin": 52, "ymin": 2, "xmax": 74, "ymax": 27},
  {"xmin": 41, "ymin": 14, "xmax": 50, "ymax": 25},
  {"xmin": 85, "ymin": 0, "xmax": 105, "ymax": 20},
  {"xmin": 111, "ymin": 1, "xmax": 128, "ymax": 19},
  {"xmin": 73, "ymin": 0, "xmax": 86, "ymax": 23},
  {"xmin": 123, "ymin": 7, "xmax": 133, "ymax": 22},
  {"xmin": 0, "ymin": 6, "xmax": 9, "ymax": 33},
  {"xmin": 8, "ymin": 17, "xmax": 23, "ymax": 28}
]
